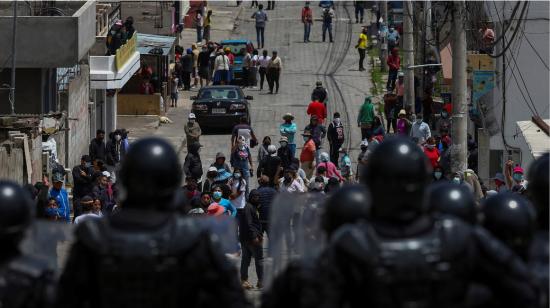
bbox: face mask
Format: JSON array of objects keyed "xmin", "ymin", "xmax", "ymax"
[
  {"xmin": 513, "ymin": 173, "xmax": 523, "ymax": 182},
  {"xmin": 45, "ymin": 207, "xmax": 58, "ymax": 217},
  {"xmin": 441, "ymin": 112, "xmax": 448, "ymax": 118},
  {"xmin": 303, "ymin": 136, "xmax": 309, "ymax": 142},
  {"xmin": 114, "ymin": 135, "xmax": 121, "ymax": 141},
  {"xmin": 452, "ymin": 177, "xmax": 461, "ymax": 184},
  {"xmin": 234, "ymin": 173, "xmax": 241, "ymax": 179},
  {"xmin": 213, "ymin": 191, "xmax": 222, "ymax": 199},
  {"xmin": 334, "ymin": 118, "xmax": 341, "ymax": 125},
  {"xmin": 434, "ymin": 171, "xmax": 442, "ymax": 179}
]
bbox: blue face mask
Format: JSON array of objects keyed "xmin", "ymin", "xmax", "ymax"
[
  {"xmin": 434, "ymin": 171, "xmax": 442, "ymax": 179},
  {"xmin": 452, "ymin": 177, "xmax": 461, "ymax": 184},
  {"xmin": 513, "ymin": 173, "xmax": 523, "ymax": 182},
  {"xmin": 234, "ymin": 173, "xmax": 241, "ymax": 179},
  {"xmin": 213, "ymin": 191, "xmax": 222, "ymax": 199},
  {"xmin": 45, "ymin": 207, "xmax": 59, "ymax": 217},
  {"xmin": 303, "ymin": 136, "xmax": 309, "ymax": 142}
]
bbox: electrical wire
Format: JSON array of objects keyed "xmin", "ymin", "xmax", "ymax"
[
  {"xmin": 520, "ymin": 28, "xmax": 549, "ymax": 70},
  {"xmin": 487, "ymin": 1, "xmax": 528, "ymax": 58}
]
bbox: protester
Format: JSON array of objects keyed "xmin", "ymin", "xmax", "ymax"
[
  {"xmin": 355, "ymin": 139, "xmax": 369, "ymax": 181},
  {"xmin": 396, "ymin": 71, "xmax": 405, "ymax": 106},
  {"xmin": 198, "ymin": 45, "xmax": 211, "ymax": 87},
  {"xmin": 213, "ymin": 49, "xmax": 230, "ymax": 85},
  {"xmin": 505, "ymin": 160, "xmax": 527, "ymax": 193},
  {"xmin": 47, "ymin": 173, "xmax": 70, "ymax": 222},
  {"xmin": 357, "ymin": 96, "xmax": 375, "ymax": 140},
  {"xmin": 89, "ymin": 129, "xmax": 107, "ymax": 162},
  {"xmin": 302, "ymin": 2, "xmax": 313, "ymax": 43},
  {"xmin": 202, "ymin": 166, "xmax": 218, "ymax": 193},
  {"xmin": 311, "ymin": 81, "xmax": 328, "ymax": 104},
  {"xmin": 183, "ymin": 142, "xmax": 203, "ymax": 186},
  {"xmin": 106, "ymin": 129, "xmax": 126, "ymax": 168},
  {"xmin": 72, "ymin": 155, "xmax": 94, "ymax": 219},
  {"xmin": 181, "ymin": 49, "xmax": 194, "ymax": 90},
  {"xmin": 242, "ymin": 48, "xmax": 252, "ymax": 88},
  {"xmin": 73, "ymin": 196, "xmax": 99, "ymax": 225},
  {"xmin": 387, "ymin": 26, "xmax": 400, "ymax": 50},
  {"xmin": 170, "ymin": 72, "xmax": 179, "ymax": 107},
  {"xmin": 307, "ymin": 96, "xmax": 327, "ymax": 124},
  {"xmin": 257, "ymin": 175, "xmax": 276, "ymax": 235},
  {"xmin": 230, "ymin": 136, "xmax": 253, "ymax": 191},
  {"xmin": 194, "ymin": 11, "xmax": 203, "ymax": 43},
  {"xmin": 279, "ymin": 113, "xmax": 297, "ymax": 157},
  {"xmin": 250, "ymin": 49, "xmax": 259, "ymax": 88},
  {"xmin": 203, "ymin": 10, "xmax": 212, "ymax": 42},
  {"xmin": 356, "ymin": 26, "xmax": 368, "ymax": 71},
  {"xmin": 279, "ymin": 168, "xmax": 305, "ymax": 193},
  {"xmin": 338, "ymin": 148, "xmax": 353, "ymax": 183},
  {"xmin": 410, "ymin": 113, "xmax": 431, "ymax": 143},
  {"xmin": 317, "ymin": 152, "xmax": 343, "ymax": 182},
  {"xmin": 479, "ymin": 22, "xmax": 495, "ymax": 54},
  {"xmin": 257, "ymin": 136, "xmax": 271, "ymax": 174},
  {"xmin": 321, "ymin": 7, "xmax": 334, "ymax": 43},
  {"xmin": 267, "ymin": 51, "xmax": 282, "ymax": 94},
  {"xmin": 258, "ymin": 50, "xmax": 271, "ymax": 91},
  {"xmin": 304, "ymin": 115, "xmax": 327, "ymax": 165},
  {"xmin": 266, "ymin": 0, "xmax": 275, "ymax": 10},
  {"xmin": 92, "ymin": 171, "xmax": 115, "ymax": 214},
  {"xmin": 372, "ymin": 116, "xmax": 385, "ymax": 138},
  {"xmin": 252, "ymin": 4, "xmax": 268, "ymax": 48},
  {"xmin": 184, "ymin": 113, "xmax": 202, "ymax": 150},
  {"xmin": 239, "ymin": 189, "xmax": 264, "ymax": 290},
  {"xmin": 192, "ymin": 43, "xmax": 200, "ymax": 88},
  {"xmin": 277, "ymin": 137, "xmax": 293, "ymax": 169},
  {"xmin": 300, "ymin": 130, "xmax": 316, "ymax": 179},
  {"xmin": 211, "ymin": 185, "xmax": 236, "ymax": 217},
  {"xmin": 354, "ymin": 1, "xmax": 366, "ymax": 23},
  {"xmin": 259, "ymin": 145, "xmax": 282, "ymax": 187},
  {"xmin": 228, "ymin": 168, "xmax": 247, "ymax": 214},
  {"xmin": 231, "ymin": 116, "xmax": 258, "ymax": 148},
  {"xmin": 44, "ymin": 197, "xmax": 61, "ymax": 221},
  {"xmin": 327, "ymin": 112, "xmax": 345, "ymax": 164},
  {"xmin": 423, "ymin": 137, "xmax": 440, "ymax": 168},
  {"xmin": 386, "ymin": 47, "xmax": 400, "ymax": 91}
]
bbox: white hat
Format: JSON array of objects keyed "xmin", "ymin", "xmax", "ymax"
[
  {"xmin": 102, "ymin": 171, "xmax": 111, "ymax": 178},
  {"xmin": 267, "ymin": 145, "xmax": 277, "ymax": 154},
  {"xmin": 207, "ymin": 166, "xmax": 218, "ymax": 173},
  {"xmin": 189, "ymin": 113, "xmax": 196, "ymax": 119},
  {"xmin": 398, "ymin": 71, "xmax": 404, "ymax": 77},
  {"xmin": 360, "ymin": 139, "xmax": 369, "ymax": 147}
]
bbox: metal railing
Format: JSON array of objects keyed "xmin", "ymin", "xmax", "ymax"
[{"xmin": 115, "ymin": 32, "xmax": 137, "ymax": 70}]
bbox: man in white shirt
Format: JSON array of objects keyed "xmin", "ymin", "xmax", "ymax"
[
  {"xmin": 73, "ymin": 196, "xmax": 100, "ymax": 224},
  {"xmin": 258, "ymin": 49, "xmax": 271, "ymax": 91},
  {"xmin": 410, "ymin": 113, "xmax": 431, "ymax": 144}
]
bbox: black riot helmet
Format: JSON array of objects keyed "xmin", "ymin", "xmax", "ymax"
[
  {"xmin": 362, "ymin": 137, "xmax": 432, "ymax": 223},
  {"xmin": 322, "ymin": 185, "xmax": 371, "ymax": 236},
  {"xmin": 527, "ymin": 153, "xmax": 549, "ymax": 230},
  {"xmin": 482, "ymin": 193, "xmax": 536, "ymax": 260},
  {"xmin": 0, "ymin": 180, "xmax": 34, "ymax": 248},
  {"xmin": 427, "ymin": 182, "xmax": 478, "ymax": 224},
  {"xmin": 118, "ymin": 137, "xmax": 183, "ymax": 211}
]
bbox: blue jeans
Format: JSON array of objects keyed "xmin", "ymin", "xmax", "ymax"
[
  {"xmin": 196, "ymin": 26, "xmax": 202, "ymax": 43},
  {"xmin": 289, "ymin": 143, "xmax": 296, "ymax": 158},
  {"xmin": 304, "ymin": 23, "xmax": 311, "ymax": 42},
  {"xmin": 355, "ymin": 6, "xmax": 364, "ymax": 22},
  {"xmin": 322, "ymin": 23, "xmax": 333, "ymax": 42},
  {"xmin": 256, "ymin": 26, "xmax": 265, "ymax": 47}
]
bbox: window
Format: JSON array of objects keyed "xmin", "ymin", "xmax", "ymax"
[{"xmin": 199, "ymin": 88, "xmax": 242, "ymax": 99}]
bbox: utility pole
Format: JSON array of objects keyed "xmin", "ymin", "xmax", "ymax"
[
  {"xmin": 403, "ymin": 1, "xmax": 415, "ymax": 111},
  {"xmin": 9, "ymin": 0, "xmax": 17, "ymax": 115},
  {"xmin": 380, "ymin": 1, "xmax": 388, "ymax": 72},
  {"xmin": 450, "ymin": 1, "xmax": 468, "ymax": 173}
]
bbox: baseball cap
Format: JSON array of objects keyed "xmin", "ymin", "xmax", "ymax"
[
  {"xmin": 282, "ymin": 113, "xmax": 294, "ymax": 120},
  {"xmin": 492, "ymin": 172, "xmax": 505, "ymax": 182},
  {"xmin": 513, "ymin": 166, "xmax": 524, "ymax": 174},
  {"xmin": 398, "ymin": 71, "xmax": 404, "ymax": 77},
  {"xmin": 52, "ymin": 173, "xmax": 64, "ymax": 183},
  {"xmin": 189, "ymin": 113, "xmax": 196, "ymax": 119},
  {"xmin": 267, "ymin": 145, "xmax": 277, "ymax": 154},
  {"xmin": 207, "ymin": 166, "xmax": 218, "ymax": 173},
  {"xmin": 102, "ymin": 171, "xmax": 111, "ymax": 178},
  {"xmin": 360, "ymin": 139, "xmax": 369, "ymax": 147}
]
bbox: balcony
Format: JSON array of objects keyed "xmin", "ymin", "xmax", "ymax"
[
  {"xmin": 0, "ymin": 1, "xmax": 96, "ymax": 68},
  {"xmin": 89, "ymin": 33, "xmax": 140, "ymax": 89}
]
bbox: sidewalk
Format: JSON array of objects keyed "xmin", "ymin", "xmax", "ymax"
[{"xmin": 117, "ymin": 2, "xmax": 243, "ymax": 159}]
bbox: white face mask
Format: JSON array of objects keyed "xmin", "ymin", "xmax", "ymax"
[
  {"xmin": 334, "ymin": 118, "xmax": 341, "ymax": 125},
  {"xmin": 114, "ymin": 135, "xmax": 121, "ymax": 141}
]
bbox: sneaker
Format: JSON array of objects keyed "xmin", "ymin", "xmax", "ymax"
[{"xmin": 241, "ymin": 280, "xmax": 253, "ymax": 290}]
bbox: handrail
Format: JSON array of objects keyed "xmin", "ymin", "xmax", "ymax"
[{"xmin": 116, "ymin": 32, "xmax": 137, "ymax": 70}]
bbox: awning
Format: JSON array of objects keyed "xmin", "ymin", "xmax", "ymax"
[
  {"xmin": 137, "ymin": 33, "xmax": 176, "ymax": 55},
  {"xmin": 516, "ymin": 119, "xmax": 550, "ymax": 159}
]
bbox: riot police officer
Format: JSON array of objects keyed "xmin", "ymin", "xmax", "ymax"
[
  {"xmin": 427, "ymin": 182, "xmax": 478, "ymax": 224},
  {"xmin": 0, "ymin": 180, "xmax": 54, "ymax": 308},
  {"xmin": 265, "ymin": 137, "xmax": 536, "ymax": 308},
  {"xmin": 56, "ymin": 137, "xmax": 249, "ymax": 308},
  {"xmin": 321, "ymin": 184, "xmax": 371, "ymax": 237},
  {"xmin": 527, "ymin": 153, "xmax": 549, "ymax": 308}
]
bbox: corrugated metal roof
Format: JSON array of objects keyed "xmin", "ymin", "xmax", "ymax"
[
  {"xmin": 517, "ymin": 119, "xmax": 550, "ymax": 158},
  {"xmin": 137, "ymin": 33, "xmax": 176, "ymax": 55}
]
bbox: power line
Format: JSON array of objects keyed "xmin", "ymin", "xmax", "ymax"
[{"xmin": 520, "ymin": 28, "xmax": 549, "ymax": 70}]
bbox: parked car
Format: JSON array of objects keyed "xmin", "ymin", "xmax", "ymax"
[
  {"xmin": 190, "ymin": 85, "xmax": 252, "ymax": 130},
  {"xmin": 220, "ymin": 39, "xmax": 254, "ymax": 84}
]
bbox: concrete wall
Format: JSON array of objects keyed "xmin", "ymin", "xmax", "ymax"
[
  {"xmin": 118, "ymin": 94, "xmax": 162, "ymax": 115},
  {"xmin": 488, "ymin": 2, "xmax": 550, "ymax": 167},
  {"xmin": 0, "ymin": 1, "xmax": 95, "ymax": 68},
  {"xmin": 67, "ymin": 65, "xmax": 90, "ymax": 168}
]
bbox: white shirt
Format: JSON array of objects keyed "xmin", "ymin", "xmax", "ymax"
[
  {"xmin": 214, "ymin": 54, "xmax": 230, "ymax": 71},
  {"xmin": 259, "ymin": 55, "xmax": 271, "ymax": 68},
  {"xmin": 74, "ymin": 213, "xmax": 100, "ymax": 224},
  {"xmin": 279, "ymin": 178, "xmax": 305, "ymax": 193},
  {"xmin": 251, "ymin": 55, "xmax": 260, "ymax": 68},
  {"xmin": 229, "ymin": 178, "xmax": 247, "ymax": 209}
]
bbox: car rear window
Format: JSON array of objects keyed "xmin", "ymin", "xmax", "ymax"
[
  {"xmin": 199, "ymin": 88, "xmax": 242, "ymax": 99},
  {"xmin": 222, "ymin": 44, "xmax": 247, "ymax": 56}
]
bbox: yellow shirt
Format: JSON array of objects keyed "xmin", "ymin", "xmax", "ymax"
[{"xmin": 358, "ymin": 33, "xmax": 368, "ymax": 49}]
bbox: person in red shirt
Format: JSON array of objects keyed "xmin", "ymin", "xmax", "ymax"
[
  {"xmin": 307, "ymin": 98, "xmax": 327, "ymax": 124},
  {"xmin": 423, "ymin": 137, "xmax": 440, "ymax": 169},
  {"xmin": 301, "ymin": 2, "xmax": 313, "ymax": 43},
  {"xmin": 386, "ymin": 47, "xmax": 401, "ymax": 91},
  {"xmin": 300, "ymin": 130, "xmax": 316, "ymax": 178}
]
